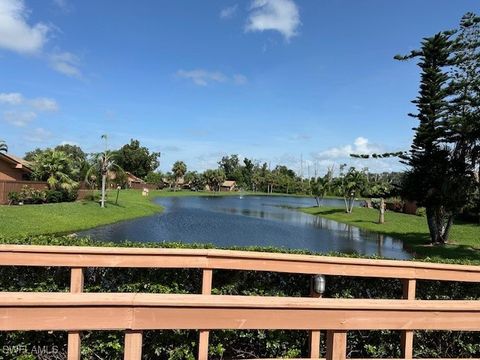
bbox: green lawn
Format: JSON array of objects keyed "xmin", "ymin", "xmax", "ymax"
[{"xmin": 301, "ymin": 206, "xmax": 480, "ymax": 262}]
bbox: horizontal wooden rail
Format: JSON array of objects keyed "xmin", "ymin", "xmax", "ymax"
[
  {"xmin": 0, "ymin": 245, "xmax": 479, "ymax": 282},
  {"xmin": 0, "ymin": 293, "xmax": 479, "ymax": 331}
]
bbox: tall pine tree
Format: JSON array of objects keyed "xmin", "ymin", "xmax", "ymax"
[{"xmin": 396, "ymin": 32, "xmax": 455, "ymax": 244}]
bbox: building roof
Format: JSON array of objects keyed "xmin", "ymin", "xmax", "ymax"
[
  {"xmin": 221, "ymin": 180, "xmax": 236, "ymax": 187},
  {"xmin": 125, "ymin": 171, "xmax": 145, "ymax": 183},
  {"xmin": 0, "ymin": 153, "xmax": 33, "ymax": 173}
]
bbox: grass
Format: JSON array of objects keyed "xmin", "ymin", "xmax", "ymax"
[{"xmin": 301, "ymin": 206, "xmax": 480, "ymax": 262}]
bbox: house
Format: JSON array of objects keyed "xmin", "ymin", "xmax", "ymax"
[
  {"xmin": 220, "ymin": 180, "xmax": 237, "ymax": 192},
  {"xmin": 107, "ymin": 170, "xmax": 146, "ymax": 188},
  {"xmin": 0, "ymin": 153, "xmax": 33, "ymax": 181}
]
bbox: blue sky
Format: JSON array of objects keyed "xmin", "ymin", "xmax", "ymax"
[{"xmin": 0, "ymin": 0, "xmax": 478, "ymax": 175}]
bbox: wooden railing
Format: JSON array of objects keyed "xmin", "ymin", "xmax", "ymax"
[{"xmin": 0, "ymin": 245, "xmax": 479, "ymax": 360}]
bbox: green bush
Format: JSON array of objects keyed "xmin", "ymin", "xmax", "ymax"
[
  {"xmin": 416, "ymin": 207, "xmax": 427, "ymax": 217},
  {"xmin": 7, "ymin": 186, "xmax": 78, "ymax": 205},
  {"xmin": 0, "ymin": 235, "xmax": 478, "ymax": 359}
]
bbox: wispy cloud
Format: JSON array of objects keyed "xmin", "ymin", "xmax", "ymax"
[
  {"xmin": 176, "ymin": 69, "xmax": 247, "ymax": 86},
  {"xmin": 220, "ymin": 4, "xmax": 238, "ymax": 19},
  {"xmin": 0, "ymin": 92, "xmax": 59, "ymax": 112},
  {"xmin": 52, "ymin": 0, "xmax": 72, "ymax": 12},
  {"xmin": 245, "ymin": 0, "xmax": 300, "ymax": 41},
  {"xmin": 30, "ymin": 97, "xmax": 59, "ymax": 112},
  {"xmin": 3, "ymin": 110, "xmax": 37, "ymax": 127},
  {"xmin": 49, "ymin": 51, "xmax": 82, "ymax": 78},
  {"xmin": 24, "ymin": 127, "xmax": 52, "ymax": 142},
  {"xmin": 0, "ymin": 92, "xmax": 24, "ymax": 105}
]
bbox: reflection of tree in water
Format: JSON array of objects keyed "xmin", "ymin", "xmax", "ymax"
[{"xmin": 377, "ymin": 234, "xmax": 385, "ymax": 257}]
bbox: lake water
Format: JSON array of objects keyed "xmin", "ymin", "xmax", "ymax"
[{"xmin": 78, "ymin": 195, "xmax": 411, "ymax": 259}]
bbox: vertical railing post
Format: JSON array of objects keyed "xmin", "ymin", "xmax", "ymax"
[
  {"xmin": 401, "ymin": 279, "xmax": 416, "ymax": 359},
  {"xmin": 124, "ymin": 331, "xmax": 143, "ymax": 360},
  {"xmin": 326, "ymin": 330, "xmax": 347, "ymax": 360},
  {"xmin": 198, "ymin": 269, "xmax": 213, "ymax": 360},
  {"xmin": 309, "ymin": 277, "xmax": 322, "ymax": 359},
  {"xmin": 68, "ymin": 268, "xmax": 84, "ymax": 360}
]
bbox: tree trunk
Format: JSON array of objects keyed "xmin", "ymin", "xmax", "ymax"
[
  {"xmin": 378, "ymin": 198, "xmax": 385, "ymax": 224},
  {"xmin": 101, "ymin": 174, "xmax": 106, "ymax": 208},
  {"xmin": 426, "ymin": 206, "xmax": 438, "ymax": 244},
  {"xmin": 315, "ymin": 196, "xmax": 320, "ymax": 207},
  {"xmin": 441, "ymin": 215, "xmax": 454, "ymax": 244},
  {"xmin": 344, "ymin": 197, "xmax": 349, "ymax": 213}
]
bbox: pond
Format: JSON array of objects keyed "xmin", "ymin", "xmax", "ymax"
[{"xmin": 78, "ymin": 195, "xmax": 411, "ymax": 259}]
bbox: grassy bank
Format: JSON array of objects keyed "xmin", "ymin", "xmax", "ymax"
[
  {"xmin": 301, "ymin": 206, "xmax": 480, "ymax": 261},
  {"xmin": 0, "ymin": 189, "xmax": 166, "ymax": 239}
]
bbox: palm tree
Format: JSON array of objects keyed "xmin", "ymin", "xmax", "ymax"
[
  {"xmin": 311, "ymin": 168, "xmax": 333, "ymax": 206},
  {"xmin": 0, "ymin": 140, "xmax": 7, "ymax": 153},
  {"xmin": 32, "ymin": 149, "xmax": 79, "ymax": 190},
  {"xmin": 172, "ymin": 161, "xmax": 187, "ymax": 191},
  {"xmin": 336, "ymin": 166, "xmax": 367, "ymax": 213},
  {"xmin": 86, "ymin": 135, "xmax": 123, "ymax": 208},
  {"xmin": 203, "ymin": 169, "xmax": 225, "ymax": 192}
]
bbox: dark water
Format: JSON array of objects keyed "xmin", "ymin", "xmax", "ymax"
[{"xmin": 78, "ymin": 195, "xmax": 411, "ymax": 259}]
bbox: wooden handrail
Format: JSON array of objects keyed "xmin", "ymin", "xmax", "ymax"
[
  {"xmin": 0, "ymin": 244, "xmax": 479, "ymax": 281},
  {"xmin": 0, "ymin": 293, "xmax": 479, "ymax": 331},
  {"xmin": 0, "ymin": 244, "xmax": 478, "ymax": 360}
]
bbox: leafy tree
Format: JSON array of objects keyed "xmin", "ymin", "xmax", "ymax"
[
  {"xmin": 32, "ymin": 149, "xmax": 79, "ymax": 191},
  {"xmin": 184, "ymin": 171, "xmax": 205, "ymax": 191},
  {"xmin": 24, "ymin": 148, "xmax": 45, "ymax": 162},
  {"xmin": 242, "ymin": 158, "xmax": 255, "ymax": 189},
  {"xmin": 172, "ymin": 161, "xmax": 187, "ymax": 191},
  {"xmin": 0, "ymin": 140, "xmax": 7, "ymax": 153},
  {"xmin": 218, "ymin": 155, "xmax": 240, "ymax": 179},
  {"xmin": 144, "ymin": 171, "xmax": 164, "ymax": 187},
  {"xmin": 55, "ymin": 144, "xmax": 88, "ymax": 181},
  {"xmin": 116, "ymin": 139, "xmax": 160, "ymax": 178},
  {"xmin": 203, "ymin": 169, "xmax": 226, "ymax": 192}
]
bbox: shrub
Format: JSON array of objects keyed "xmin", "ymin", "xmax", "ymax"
[
  {"xmin": 416, "ymin": 207, "xmax": 427, "ymax": 217},
  {"xmin": 45, "ymin": 190, "xmax": 64, "ymax": 203}
]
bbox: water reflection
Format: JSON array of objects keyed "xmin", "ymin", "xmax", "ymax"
[{"xmin": 78, "ymin": 195, "xmax": 411, "ymax": 259}]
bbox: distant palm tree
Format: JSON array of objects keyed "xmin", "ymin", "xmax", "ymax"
[
  {"xmin": 172, "ymin": 161, "xmax": 187, "ymax": 191},
  {"xmin": 0, "ymin": 140, "xmax": 7, "ymax": 153},
  {"xmin": 86, "ymin": 135, "xmax": 124, "ymax": 208},
  {"xmin": 33, "ymin": 149, "xmax": 79, "ymax": 190}
]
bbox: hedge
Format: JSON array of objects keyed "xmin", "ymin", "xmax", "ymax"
[{"xmin": 0, "ymin": 235, "xmax": 478, "ymax": 359}]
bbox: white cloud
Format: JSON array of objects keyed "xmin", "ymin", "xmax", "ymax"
[
  {"xmin": 0, "ymin": 0, "xmax": 50, "ymax": 54},
  {"xmin": 49, "ymin": 51, "xmax": 82, "ymax": 78},
  {"xmin": 30, "ymin": 97, "xmax": 59, "ymax": 112},
  {"xmin": 220, "ymin": 4, "xmax": 238, "ymax": 19},
  {"xmin": 0, "ymin": 92, "xmax": 59, "ymax": 112},
  {"xmin": 245, "ymin": 0, "xmax": 300, "ymax": 41},
  {"xmin": 312, "ymin": 137, "xmax": 382, "ymax": 161},
  {"xmin": 0, "ymin": 1, "xmax": 81, "ymax": 77},
  {"xmin": 3, "ymin": 110, "xmax": 37, "ymax": 127},
  {"xmin": 176, "ymin": 69, "xmax": 247, "ymax": 86},
  {"xmin": 0, "ymin": 92, "xmax": 24, "ymax": 105},
  {"xmin": 176, "ymin": 69, "xmax": 227, "ymax": 86},
  {"xmin": 24, "ymin": 127, "xmax": 52, "ymax": 142}
]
